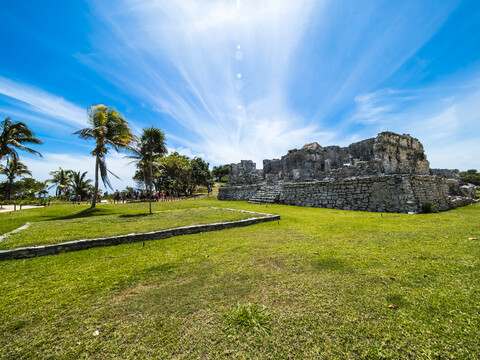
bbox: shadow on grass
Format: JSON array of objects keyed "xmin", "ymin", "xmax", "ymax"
[
  {"xmin": 43, "ymin": 207, "xmax": 110, "ymax": 222},
  {"xmin": 312, "ymin": 257, "xmax": 355, "ymax": 273},
  {"xmin": 119, "ymin": 213, "xmax": 155, "ymax": 218}
]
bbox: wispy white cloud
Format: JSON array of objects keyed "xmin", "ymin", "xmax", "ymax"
[
  {"xmin": 80, "ymin": 0, "xmax": 329, "ymax": 166},
  {"xmin": 77, "ymin": 0, "xmax": 464, "ymax": 167},
  {"xmin": 0, "ymin": 76, "xmax": 87, "ymax": 127},
  {"xmin": 347, "ymin": 75, "xmax": 480, "ymax": 170},
  {"xmin": 16, "ymin": 151, "xmax": 137, "ymax": 193}
]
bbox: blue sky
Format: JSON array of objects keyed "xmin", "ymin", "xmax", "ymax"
[{"xmin": 1, "ymin": 0, "xmax": 479, "ymax": 191}]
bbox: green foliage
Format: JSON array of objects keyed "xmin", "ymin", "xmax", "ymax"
[
  {"xmin": 190, "ymin": 157, "xmax": 214, "ymax": 189},
  {"xmin": 152, "ymin": 152, "xmax": 213, "ymax": 194},
  {"xmin": 0, "ymin": 177, "xmax": 47, "ymax": 200},
  {"xmin": 220, "ymin": 174, "xmax": 229, "ymax": 183},
  {"xmin": 0, "ymin": 159, "xmax": 32, "ymax": 199},
  {"xmin": 47, "ymin": 167, "xmax": 73, "ymax": 196},
  {"xmin": 70, "ymin": 171, "xmax": 93, "ymax": 199},
  {"xmin": 421, "ymin": 203, "xmax": 438, "ymax": 213},
  {"xmin": 224, "ymin": 303, "xmax": 271, "ymax": 336},
  {"xmin": 155, "ymin": 151, "xmax": 191, "ymax": 192},
  {"xmin": 74, "ymin": 105, "xmax": 136, "ymax": 208},
  {"xmin": 0, "ymin": 117, "xmax": 42, "ymax": 161},
  {"xmin": 460, "ymin": 169, "xmax": 480, "ymax": 186},
  {"xmin": 212, "ymin": 165, "xmax": 229, "ymax": 181},
  {"xmin": 127, "ymin": 127, "xmax": 167, "ymax": 190}
]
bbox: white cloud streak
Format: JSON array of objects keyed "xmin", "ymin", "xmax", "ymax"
[
  {"xmin": 81, "ymin": 0, "xmax": 328, "ymax": 166},
  {"xmin": 15, "ymin": 152, "xmax": 137, "ymax": 194},
  {"xmin": 79, "ymin": 0, "xmax": 463, "ymax": 168},
  {"xmin": 348, "ymin": 78, "xmax": 480, "ymax": 170},
  {"xmin": 0, "ymin": 76, "xmax": 87, "ymax": 127}
]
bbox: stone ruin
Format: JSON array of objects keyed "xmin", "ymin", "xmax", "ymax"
[{"xmin": 218, "ymin": 132, "xmax": 477, "ymax": 213}]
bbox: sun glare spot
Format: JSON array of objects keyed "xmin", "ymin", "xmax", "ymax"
[
  {"xmin": 237, "ymin": 73, "xmax": 242, "ymax": 79},
  {"xmin": 235, "ymin": 50, "xmax": 243, "ymax": 60}
]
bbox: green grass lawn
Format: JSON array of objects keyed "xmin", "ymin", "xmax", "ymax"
[
  {"xmin": 0, "ymin": 203, "xmax": 261, "ymax": 249},
  {"xmin": 1, "ymin": 198, "xmax": 479, "ymax": 359}
]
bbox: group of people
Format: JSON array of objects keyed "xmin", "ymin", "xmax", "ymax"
[{"xmin": 112, "ymin": 189, "xmax": 179, "ymax": 203}]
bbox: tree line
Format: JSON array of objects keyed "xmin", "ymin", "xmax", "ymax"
[{"xmin": 0, "ymin": 105, "xmax": 230, "ymax": 209}]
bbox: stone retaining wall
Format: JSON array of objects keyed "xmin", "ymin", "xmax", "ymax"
[
  {"xmin": 217, "ymin": 184, "xmax": 260, "ymax": 201},
  {"xmin": 0, "ymin": 209, "xmax": 280, "ymax": 261},
  {"xmin": 218, "ymin": 175, "xmax": 477, "ymax": 213}
]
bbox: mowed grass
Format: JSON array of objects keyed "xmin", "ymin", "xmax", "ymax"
[
  {"xmin": 0, "ymin": 203, "xmax": 261, "ymax": 249},
  {"xmin": 0, "ymin": 198, "xmax": 479, "ymax": 359}
]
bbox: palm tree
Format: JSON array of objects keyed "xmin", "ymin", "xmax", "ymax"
[
  {"xmin": 0, "ymin": 159, "xmax": 32, "ymax": 199},
  {"xmin": 47, "ymin": 167, "xmax": 73, "ymax": 197},
  {"xmin": 0, "ymin": 117, "xmax": 42, "ymax": 164},
  {"xmin": 70, "ymin": 171, "xmax": 93, "ymax": 200},
  {"xmin": 74, "ymin": 104, "xmax": 136, "ymax": 208},
  {"xmin": 127, "ymin": 126, "xmax": 167, "ymax": 213}
]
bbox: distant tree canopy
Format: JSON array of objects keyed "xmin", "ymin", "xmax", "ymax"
[
  {"xmin": 460, "ymin": 169, "xmax": 480, "ymax": 186},
  {"xmin": 212, "ymin": 164, "xmax": 229, "ymax": 182},
  {"xmin": 133, "ymin": 151, "xmax": 214, "ymax": 195}
]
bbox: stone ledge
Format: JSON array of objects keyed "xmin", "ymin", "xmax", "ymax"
[{"xmin": 0, "ymin": 208, "xmax": 280, "ymax": 261}]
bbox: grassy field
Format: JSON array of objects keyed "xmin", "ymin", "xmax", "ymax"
[
  {"xmin": 0, "ymin": 204, "xmax": 262, "ymax": 249},
  {"xmin": 1, "ymin": 198, "xmax": 479, "ymax": 359}
]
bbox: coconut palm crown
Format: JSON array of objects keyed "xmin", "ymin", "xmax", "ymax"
[
  {"xmin": 70, "ymin": 171, "xmax": 93, "ymax": 199},
  {"xmin": 47, "ymin": 167, "xmax": 73, "ymax": 197},
  {"xmin": 74, "ymin": 104, "xmax": 136, "ymax": 208},
  {"xmin": 0, "ymin": 117, "xmax": 43, "ymax": 162},
  {"xmin": 126, "ymin": 126, "xmax": 167, "ymax": 213},
  {"xmin": 0, "ymin": 159, "xmax": 32, "ymax": 199}
]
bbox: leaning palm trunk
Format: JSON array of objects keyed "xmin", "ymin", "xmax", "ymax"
[
  {"xmin": 148, "ymin": 160, "xmax": 153, "ymax": 214},
  {"xmin": 7, "ymin": 178, "xmax": 13, "ymax": 200},
  {"xmin": 91, "ymin": 154, "xmax": 100, "ymax": 208}
]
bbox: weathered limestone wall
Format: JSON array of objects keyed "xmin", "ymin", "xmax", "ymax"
[
  {"xmin": 374, "ymin": 132, "xmax": 430, "ymax": 175},
  {"xmin": 229, "ymin": 160, "xmax": 263, "ymax": 185},
  {"xmin": 431, "ymin": 168, "xmax": 460, "ymax": 180},
  {"xmin": 218, "ymin": 175, "xmax": 476, "ymax": 213},
  {"xmin": 230, "ymin": 132, "xmax": 431, "ymax": 185},
  {"xmin": 217, "ymin": 184, "xmax": 260, "ymax": 201},
  {"xmin": 279, "ymin": 175, "xmax": 454, "ymax": 213},
  {"xmin": 220, "ymin": 131, "xmax": 476, "ymax": 213}
]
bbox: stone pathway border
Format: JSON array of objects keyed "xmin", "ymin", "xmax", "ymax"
[
  {"xmin": 0, "ymin": 208, "xmax": 280, "ymax": 261},
  {"xmin": 0, "ymin": 222, "xmax": 32, "ymax": 243}
]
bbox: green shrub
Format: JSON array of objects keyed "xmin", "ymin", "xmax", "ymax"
[
  {"xmin": 421, "ymin": 203, "xmax": 438, "ymax": 213},
  {"xmin": 223, "ymin": 303, "xmax": 271, "ymax": 336}
]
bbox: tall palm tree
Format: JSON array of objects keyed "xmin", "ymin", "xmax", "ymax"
[
  {"xmin": 127, "ymin": 126, "xmax": 167, "ymax": 213},
  {"xmin": 70, "ymin": 171, "xmax": 93, "ymax": 200},
  {"xmin": 47, "ymin": 167, "xmax": 73, "ymax": 197},
  {"xmin": 0, "ymin": 159, "xmax": 32, "ymax": 199},
  {"xmin": 74, "ymin": 104, "xmax": 136, "ymax": 208},
  {"xmin": 0, "ymin": 117, "xmax": 42, "ymax": 164}
]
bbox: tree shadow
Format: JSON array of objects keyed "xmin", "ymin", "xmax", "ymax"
[
  {"xmin": 42, "ymin": 207, "xmax": 110, "ymax": 222},
  {"xmin": 119, "ymin": 213, "xmax": 155, "ymax": 218}
]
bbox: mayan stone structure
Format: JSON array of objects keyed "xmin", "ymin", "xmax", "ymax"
[{"xmin": 218, "ymin": 132, "xmax": 477, "ymax": 213}]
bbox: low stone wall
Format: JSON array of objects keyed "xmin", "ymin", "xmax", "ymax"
[
  {"xmin": 217, "ymin": 184, "xmax": 260, "ymax": 201},
  {"xmin": 0, "ymin": 209, "xmax": 280, "ymax": 261},
  {"xmin": 219, "ymin": 175, "xmax": 477, "ymax": 213},
  {"xmin": 281, "ymin": 175, "xmax": 476, "ymax": 212}
]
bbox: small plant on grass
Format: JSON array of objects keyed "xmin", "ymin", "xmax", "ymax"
[
  {"xmin": 421, "ymin": 203, "xmax": 438, "ymax": 213},
  {"xmin": 223, "ymin": 303, "xmax": 271, "ymax": 336}
]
